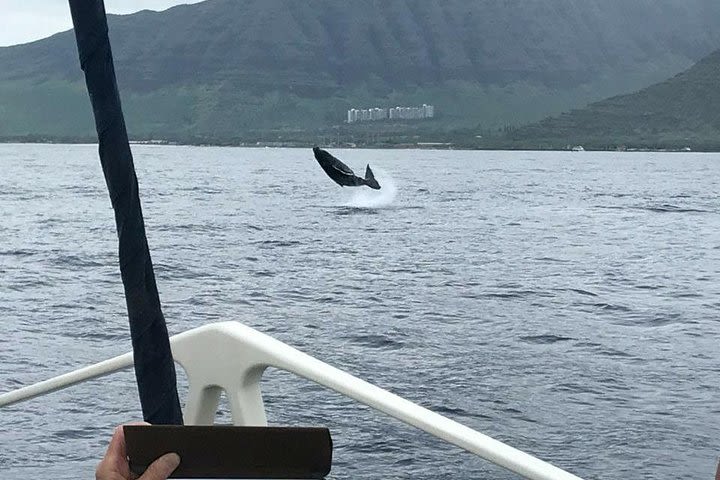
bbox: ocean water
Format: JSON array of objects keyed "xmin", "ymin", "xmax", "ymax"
[{"xmin": 1, "ymin": 144, "xmax": 719, "ymax": 479}]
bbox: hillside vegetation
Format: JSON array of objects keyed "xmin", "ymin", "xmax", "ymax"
[
  {"xmin": 2, "ymin": 0, "xmax": 720, "ymax": 142},
  {"xmin": 483, "ymin": 50, "xmax": 720, "ymax": 151}
]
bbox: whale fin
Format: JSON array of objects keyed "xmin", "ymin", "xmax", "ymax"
[{"xmin": 364, "ymin": 164, "xmax": 381, "ymax": 189}]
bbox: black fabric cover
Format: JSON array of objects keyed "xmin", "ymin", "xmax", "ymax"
[{"xmin": 68, "ymin": 0, "xmax": 183, "ymax": 425}]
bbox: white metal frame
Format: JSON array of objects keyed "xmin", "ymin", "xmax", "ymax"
[{"xmin": 0, "ymin": 321, "xmax": 584, "ymax": 480}]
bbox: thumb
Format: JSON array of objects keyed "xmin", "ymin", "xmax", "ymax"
[{"xmin": 139, "ymin": 453, "xmax": 180, "ymax": 480}]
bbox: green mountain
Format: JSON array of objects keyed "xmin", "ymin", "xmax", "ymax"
[
  {"xmin": 2, "ymin": 0, "xmax": 720, "ymax": 142},
  {"xmin": 490, "ymin": 50, "xmax": 720, "ymax": 150}
]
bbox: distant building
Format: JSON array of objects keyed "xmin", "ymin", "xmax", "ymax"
[
  {"xmin": 347, "ymin": 104, "xmax": 434, "ymax": 123},
  {"xmin": 347, "ymin": 109, "xmax": 357, "ymax": 123}
]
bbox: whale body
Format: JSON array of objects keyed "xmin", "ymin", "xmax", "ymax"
[{"xmin": 312, "ymin": 147, "xmax": 381, "ymax": 190}]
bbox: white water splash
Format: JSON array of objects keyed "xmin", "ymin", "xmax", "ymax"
[{"xmin": 344, "ymin": 167, "xmax": 397, "ymax": 208}]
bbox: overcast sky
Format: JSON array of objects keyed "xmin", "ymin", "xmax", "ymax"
[{"xmin": 0, "ymin": 1, "xmax": 205, "ymax": 47}]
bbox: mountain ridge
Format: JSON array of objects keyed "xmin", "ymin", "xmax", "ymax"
[
  {"xmin": 487, "ymin": 49, "xmax": 720, "ymax": 150},
  {"xmin": 2, "ymin": 0, "xmax": 720, "ymax": 141}
]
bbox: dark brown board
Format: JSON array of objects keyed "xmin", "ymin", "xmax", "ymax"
[{"xmin": 125, "ymin": 425, "xmax": 332, "ymax": 479}]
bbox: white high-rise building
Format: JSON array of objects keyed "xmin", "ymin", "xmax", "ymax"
[{"xmin": 348, "ymin": 104, "xmax": 434, "ymax": 122}]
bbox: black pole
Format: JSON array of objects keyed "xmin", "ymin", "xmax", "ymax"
[{"xmin": 68, "ymin": 0, "xmax": 183, "ymax": 425}]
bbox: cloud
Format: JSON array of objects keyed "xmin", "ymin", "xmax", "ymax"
[{"xmin": 0, "ymin": 0, "xmax": 204, "ymax": 47}]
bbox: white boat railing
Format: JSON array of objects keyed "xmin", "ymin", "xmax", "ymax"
[{"xmin": 0, "ymin": 321, "xmax": 584, "ymax": 480}]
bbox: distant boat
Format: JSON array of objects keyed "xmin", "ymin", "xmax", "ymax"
[{"xmin": 571, "ymin": 145, "xmax": 585, "ymax": 152}]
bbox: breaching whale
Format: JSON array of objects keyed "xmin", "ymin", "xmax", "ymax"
[{"xmin": 313, "ymin": 147, "xmax": 381, "ymax": 190}]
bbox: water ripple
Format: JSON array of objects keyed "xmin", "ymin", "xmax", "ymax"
[{"xmin": 2, "ymin": 146, "xmax": 720, "ymax": 480}]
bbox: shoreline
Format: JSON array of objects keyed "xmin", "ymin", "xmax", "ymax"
[{"xmin": 1, "ymin": 139, "xmax": 717, "ymax": 154}]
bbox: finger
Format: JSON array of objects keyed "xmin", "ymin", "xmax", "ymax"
[
  {"xmin": 95, "ymin": 426, "xmax": 127, "ymax": 479},
  {"xmin": 122, "ymin": 422, "xmax": 154, "ymax": 478},
  {"xmin": 100, "ymin": 423, "xmax": 151, "ymax": 477},
  {"xmin": 139, "ymin": 453, "xmax": 181, "ymax": 480},
  {"xmin": 102, "ymin": 425, "xmax": 126, "ymax": 463}
]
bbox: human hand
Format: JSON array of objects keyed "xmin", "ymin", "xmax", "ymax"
[{"xmin": 96, "ymin": 424, "xmax": 180, "ymax": 480}]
